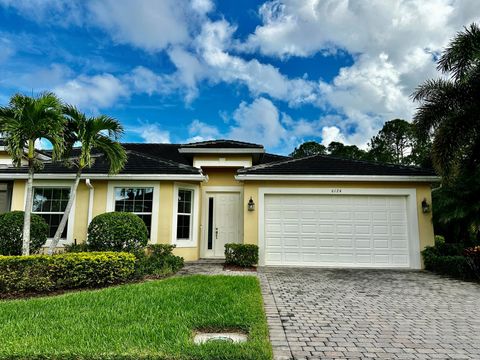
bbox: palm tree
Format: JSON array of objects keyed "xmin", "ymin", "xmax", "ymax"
[
  {"xmin": 412, "ymin": 23, "xmax": 480, "ymax": 182},
  {"xmin": 0, "ymin": 92, "xmax": 65, "ymax": 255},
  {"xmin": 47, "ymin": 105, "xmax": 127, "ymax": 254}
]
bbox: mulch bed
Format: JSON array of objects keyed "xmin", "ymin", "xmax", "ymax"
[{"xmin": 223, "ymin": 264, "xmax": 257, "ymax": 272}]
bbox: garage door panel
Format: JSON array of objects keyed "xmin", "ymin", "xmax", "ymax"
[
  {"xmin": 355, "ymin": 238, "xmax": 372, "ymax": 249},
  {"xmin": 264, "ymin": 194, "xmax": 411, "ymax": 268}
]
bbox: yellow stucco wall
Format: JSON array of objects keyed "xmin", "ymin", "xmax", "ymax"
[{"xmin": 7, "ymin": 174, "xmax": 435, "ymax": 265}]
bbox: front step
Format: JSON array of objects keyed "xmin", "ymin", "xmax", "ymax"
[{"xmin": 187, "ymin": 258, "xmax": 225, "ymax": 265}]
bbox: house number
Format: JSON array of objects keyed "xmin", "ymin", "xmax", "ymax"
[{"xmin": 331, "ymin": 188, "xmax": 342, "ymax": 193}]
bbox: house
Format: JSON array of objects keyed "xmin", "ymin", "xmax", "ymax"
[{"xmin": 0, "ymin": 139, "xmax": 438, "ymax": 269}]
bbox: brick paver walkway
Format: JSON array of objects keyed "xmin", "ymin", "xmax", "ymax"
[{"xmin": 262, "ymin": 267, "xmax": 480, "ymax": 360}]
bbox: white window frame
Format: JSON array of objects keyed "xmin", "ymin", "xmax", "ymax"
[
  {"xmin": 106, "ymin": 182, "xmax": 160, "ymax": 244},
  {"xmin": 172, "ymin": 183, "xmax": 199, "ymax": 248},
  {"xmin": 25, "ymin": 180, "xmax": 76, "ymax": 246}
]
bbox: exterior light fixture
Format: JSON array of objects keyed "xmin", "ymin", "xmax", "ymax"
[
  {"xmin": 421, "ymin": 198, "xmax": 431, "ymax": 213},
  {"xmin": 247, "ymin": 197, "xmax": 255, "ymax": 211}
]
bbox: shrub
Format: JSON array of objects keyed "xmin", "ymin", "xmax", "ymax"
[
  {"xmin": 64, "ymin": 243, "xmax": 90, "ymax": 253},
  {"xmin": 0, "ymin": 252, "xmax": 135, "ymax": 294},
  {"xmin": 0, "ymin": 211, "xmax": 48, "ymax": 255},
  {"xmin": 464, "ymin": 246, "xmax": 480, "ymax": 279},
  {"xmin": 422, "ymin": 240, "xmax": 474, "ymax": 280},
  {"xmin": 225, "ymin": 243, "xmax": 259, "ymax": 267},
  {"xmin": 88, "ymin": 212, "xmax": 148, "ymax": 252},
  {"xmin": 135, "ymin": 244, "xmax": 184, "ymax": 277}
]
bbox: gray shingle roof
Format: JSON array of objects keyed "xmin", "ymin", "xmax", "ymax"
[{"xmin": 238, "ymin": 154, "xmax": 437, "ymax": 177}]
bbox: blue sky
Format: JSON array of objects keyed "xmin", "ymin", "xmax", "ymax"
[{"xmin": 0, "ymin": 0, "xmax": 479, "ymax": 154}]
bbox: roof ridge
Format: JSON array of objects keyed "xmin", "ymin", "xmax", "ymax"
[
  {"xmin": 126, "ymin": 150, "xmax": 200, "ymax": 172},
  {"xmin": 314, "ymin": 153, "xmax": 435, "ymax": 173},
  {"xmin": 239, "ymin": 154, "xmax": 317, "ymax": 172},
  {"xmin": 182, "ymin": 139, "xmax": 263, "ymax": 148}
]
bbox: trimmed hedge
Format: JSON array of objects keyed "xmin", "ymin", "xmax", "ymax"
[
  {"xmin": 422, "ymin": 236, "xmax": 475, "ymax": 280},
  {"xmin": 0, "ymin": 252, "xmax": 136, "ymax": 294},
  {"xmin": 225, "ymin": 243, "xmax": 259, "ymax": 267},
  {"xmin": 0, "ymin": 211, "xmax": 48, "ymax": 255},
  {"xmin": 464, "ymin": 246, "xmax": 480, "ymax": 279},
  {"xmin": 88, "ymin": 212, "xmax": 148, "ymax": 252},
  {"xmin": 135, "ymin": 244, "xmax": 184, "ymax": 277}
]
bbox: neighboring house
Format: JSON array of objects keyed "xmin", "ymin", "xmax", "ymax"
[{"xmin": 0, "ymin": 139, "xmax": 438, "ymax": 269}]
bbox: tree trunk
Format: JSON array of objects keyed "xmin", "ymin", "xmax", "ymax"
[
  {"xmin": 22, "ymin": 165, "xmax": 34, "ymax": 256},
  {"xmin": 48, "ymin": 169, "xmax": 82, "ymax": 255}
]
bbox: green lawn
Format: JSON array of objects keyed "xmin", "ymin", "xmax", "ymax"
[{"xmin": 0, "ymin": 275, "xmax": 272, "ymax": 360}]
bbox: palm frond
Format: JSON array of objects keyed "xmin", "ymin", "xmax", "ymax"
[
  {"xmin": 94, "ymin": 135, "xmax": 127, "ymax": 174},
  {"xmin": 437, "ymin": 23, "xmax": 480, "ymax": 81}
]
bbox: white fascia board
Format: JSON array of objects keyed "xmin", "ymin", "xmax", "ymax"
[
  {"xmin": 0, "ymin": 173, "xmax": 205, "ymax": 181},
  {"xmin": 235, "ymin": 174, "xmax": 440, "ymax": 182},
  {"xmin": 178, "ymin": 148, "xmax": 265, "ymax": 154}
]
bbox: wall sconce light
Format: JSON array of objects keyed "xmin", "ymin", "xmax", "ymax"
[
  {"xmin": 247, "ymin": 197, "xmax": 255, "ymax": 211},
  {"xmin": 421, "ymin": 198, "xmax": 431, "ymax": 213}
]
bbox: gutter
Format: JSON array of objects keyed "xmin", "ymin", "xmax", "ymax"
[
  {"xmin": 0, "ymin": 173, "xmax": 206, "ymax": 181},
  {"xmin": 234, "ymin": 174, "xmax": 441, "ymax": 182},
  {"xmin": 85, "ymin": 179, "xmax": 94, "ymax": 225}
]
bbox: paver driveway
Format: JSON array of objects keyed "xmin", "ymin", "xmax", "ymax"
[{"xmin": 260, "ymin": 268, "xmax": 480, "ymax": 360}]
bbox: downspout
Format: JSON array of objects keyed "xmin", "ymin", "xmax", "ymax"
[{"xmin": 85, "ymin": 179, "xmax": 94, "ymax": 225}]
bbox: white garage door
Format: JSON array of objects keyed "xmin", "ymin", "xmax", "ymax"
[{"xmin": 264, "ymin": 194, "xmax": 411, "ymax": 268}]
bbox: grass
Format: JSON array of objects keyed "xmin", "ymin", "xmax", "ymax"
[{"xmin": 0, "ymin": 275, "xmax": 272, "ymax": 360}]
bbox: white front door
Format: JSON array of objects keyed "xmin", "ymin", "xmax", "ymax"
[{"xmin": 204, "ymin": 192, "xmax": 241, "ymax": 258}]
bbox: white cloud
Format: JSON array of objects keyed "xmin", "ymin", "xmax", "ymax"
[
  {"xmin": 0, "ymin": 0, "xmax": 83, "ymax": 26},
  {"xmin": 187, "ymin": 119, "xmax": 220, "ymax": 143},
  {"xmin": 193, "ymin": 19, "xmax": 319, "ymax": 106},
  {"xmin": 87, "ymin": 0, "xmax": 211, "ymax": 52},
  {"xmin": 130, "ymin": 123, "xmax": 171, "ymax": 143},
  {"xmin": 321, "ymin": 126, "xmax": 345, "ymax": 146},
  {"xmin": 54, "ymin": 73, "xmax": 129, "ymax": 110},
  {"xmin": 240, "ymin": 0, "xmax": 480, "ymax": 145}
]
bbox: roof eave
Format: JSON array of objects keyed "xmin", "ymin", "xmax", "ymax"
[
  {"xmin": 234, "ymin": 174, "xmax": 440, "ymax": 182},
  {"xmin": 0, "ymin": 173, "xmax": 206, "ymax": 181}
]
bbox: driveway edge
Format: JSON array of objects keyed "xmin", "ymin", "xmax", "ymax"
[{"xmin": 258, "ymin": 270, "xmax": 293, "ymax": 360}]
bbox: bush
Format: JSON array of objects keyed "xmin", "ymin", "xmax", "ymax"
[
  {"xmin": 0, "ymin": 211, "xmax": 48, "ymax": 255},
  {"xmin": 0, "ymin": 252, "xmax": 136, "ymax": 294},
  {"xmin": 225, "ymin": 243, "xmax": 259, "ymax": 267},
  {"xmin": 88, "ymin": 212, "xmax": 148, "ymax": 252},
  {"xmin": 422, "ymin": 238, "xmax": 474, "ymax": 280},
  {"xmin": 64, "ymin": 242, "xmax": 90, "ymax": 253},
  {"xmin": 135, "ymin": 244, "xmax": 184, "ymax": 278},
  {"xmin": 464, "ymin": 246, "xmax": 480, "ymax": 279}
]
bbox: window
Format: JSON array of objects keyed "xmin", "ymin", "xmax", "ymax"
[
  {"xmin": 32, "ymin": 187, "xmax": 70, "ymax": 238},
  {"xmin": 176, "ymin": 189, "xmax": 193, "ymax": 240},
  {"xmin": 114, "ymin": 187, "xmax": 153, "ymax": 236},
  {"xmin": 0, "ymin": 182, "xmax": 12, "ymax": 214}
]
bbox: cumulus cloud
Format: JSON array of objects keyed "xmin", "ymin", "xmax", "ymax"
[
  {"xmin": 130, "ymin": 122, "xmax": 171, "ymax": 143},
  {"xmin": 240, "ymin": 0, "xmax": 480, "ymax": 144},
  {"xmin": 321, "ymin": 126, "xmax": 345, "ymax": 146},
  {"xmin": 54, "ymin": 73, "xmax": 129, "ymax": 110},
  {"xmin": 87, "ymin": 0, "xmax": 192, "ymax": 52},
  {"xmin": 187, "ymin": 119, "xmax": 220, "ymax": 143}
]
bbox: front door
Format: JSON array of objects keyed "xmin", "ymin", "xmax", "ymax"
[{"xmin": 204, "ymin": 192, "xmax": 241, "ymax": 258}]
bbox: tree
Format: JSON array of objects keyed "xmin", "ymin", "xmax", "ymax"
[
  {"xmin": 412, "ymin": 23, "xmax": 480, "ymax": 182},
  {"xmin": 47, "ymin": 105, "xmax": 127, "ymax": 254},
  {"xmin": 290, "ymin": 141, "xmax": 326, "ymax": 158},
  {"xmin": 368, "ymin": 119, "xmax": 415, "ymax": 164},
  {"xmin": 0, "ymin": 93, "xmax": 65, "ymax": 255},
  {"xmin": 327, "ymin": 141, "xmax": 368, "ymax": 160}
]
